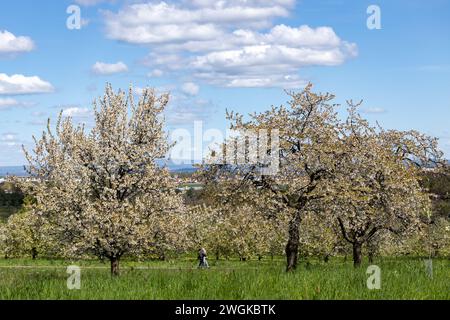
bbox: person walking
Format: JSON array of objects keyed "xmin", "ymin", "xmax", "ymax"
[{"xmin": 198, "ymin": 247, "xmax": 209, "ymax": 268}]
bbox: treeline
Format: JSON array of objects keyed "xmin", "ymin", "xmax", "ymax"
[
  {"xmin": 0, "ymin": 183, "xmax": 24, "ymax": 208},
  {"xmin": 421, "ymin": 168, "xmax": 450, "ymax": 220}
]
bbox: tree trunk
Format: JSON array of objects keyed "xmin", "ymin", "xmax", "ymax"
[
  {"xmin": 367, "ymin": 241, "xmax": 377, "ymax": 263},
  {"xmin": 432, "ymin": 246, "xmax": 439, "ymax": 258},
  {"xmin": 110, "ymin": 257, "xmax": 120, "ymax": 276},
  {"xmin": 285, "ymin": 212, "xmax": 302, "ymax": 272},
  {"xmin": 31, "ymin": 247, "xmax": 38, "ymax": 260},
  {"xmin": 158, "ymin": 251, "xmax": 166, "ymax": 261},
  {"xmin": 215, "ymin": 251, "xmax": 219, "ymax": 261},
  {"xmin": 352, "ymin": 242, "xmax": 362, "ymax": 268},
  {"xmin": 368, "ymin": 251, "xmax": 374, "ymax": 264}
]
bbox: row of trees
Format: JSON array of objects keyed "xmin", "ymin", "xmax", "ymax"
[
  {"xmin": 198, "ymin": 85, "xmax": 444, "ymax": 270},
  {"xmin": 1, "ymin": 194, "xmax": 448, "ymax": 263},
  {"xmin": 0, "ymin": 84, "xmax": 448, "ymax": 275},
  {"xmin": 0, "ymin": 182, "xmax": 24, "ymax": 209}
]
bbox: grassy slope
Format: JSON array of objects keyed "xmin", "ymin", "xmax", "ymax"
[{"xmin": 0, "ymin": 257, "xmax": 448, "ymax": 300}]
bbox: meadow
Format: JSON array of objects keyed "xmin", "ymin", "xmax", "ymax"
[{"xmin": 0, "ymin": 257, "xmax": 448, "ymax": 300}]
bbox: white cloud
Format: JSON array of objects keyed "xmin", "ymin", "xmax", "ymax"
[
  {"xmin": 133, "ymin": 85, "xmax": 173, "ymax": 96},
  {"xmin": 181, "ymin": 82, "xmax": 200, "ymax": 96},
  {"xmin": 165, "ymin": 95, "xmax": 215, "ymax": 125},
  {"xmin": 0, "ymin": 132, "xmax": 25, "ymax": 165},
  {"xmin": 1, "ymin": 133, "xmax": 16, "ymax": 140},
  {"xmin": 81, "ymin": 18, "xmax": 90, "ymax": 27},
  {"xmin": 0, "ymin": 74, "xmax": 54, "ymax": 95},
  {"xmin": 62, "ymin": 107, "xmax": 91, "ymax": 118},
  {"xmin": 104, "ymin": 1, "xmax": 292, "ymax": 44},
  {"xmin": 361, "ymin": 107, "xmax": 386, "ymax": 114},
  {"xmin": 91, "ymin": 61, "xmax": 129, "ymax": 75},
  {"xmin": 148, "ymin": 69, "xmax": 164, "ymax": 77},
  {"xmin": 190, "ymin": 32, "xmax": 356, "ymax": 86},
  {"xmin": 164, "ymin": 25, "xmax": 355, "ymax": 88},
  {"xmin": 133, "ymin": 87, "xmax": 146, "ymax": 96},
  {"xmin": 0, "ymin": 98, "xmax": 35, "ymax": 110},
  {"xmin": 0, "ymin": 133, "xmax": 19, "ymax": 146},
  {"xmin": 28, "ymin": 119, "xmax": 47, "ymax": 126},
  {"xmin": 75, "ymin": 0, "xmax": 112, "ymax": 6},
  {"xmin": 31, "ymin": 111, "xmax": 46, "ymax": 117},
  {"xmin": 142, "ymin": 53, "xmax": 187, "ymax": 71},
  {"xmin": 0, "ymin": 30, "xmax": 35, "ymax": 54},
  {"xmin": 225, "ymin": 74, "xmax": 306, "ymax": 88},
  {"xmin": 0, "ymin": 98, "xmax": 20, "ymax": 108},
  {"xmin": 103, "ymin": 1, "xmax": 357, "ymax": 88}
]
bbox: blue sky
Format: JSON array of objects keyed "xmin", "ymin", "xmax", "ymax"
[{"xmin": 0, "ymin": 0, "xmax": 449, "ymax": 166}]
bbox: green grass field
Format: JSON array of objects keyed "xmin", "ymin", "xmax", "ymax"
[{"xmin": 0, "ymin": 257, "xmax": 448, "ymax": 300}]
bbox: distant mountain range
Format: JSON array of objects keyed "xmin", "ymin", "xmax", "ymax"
[
  {"xmin": 0, "ymin": 160, "xmax": 199, "ymax": 177},
  {"xmin": 1, "ymin": 160, "xmax": 448, "ymax": 177}
]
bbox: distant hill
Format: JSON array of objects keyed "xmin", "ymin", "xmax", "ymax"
[
  {"xmin": 0, "ymin": 161, "xmax": 198, "ymax": 177},
  {"xmin": 158, "ymin": 160, "xmax": 199, "ymax": 173},
  {"xmin": 1, "ymin": 159, "xmax": 448, "ymax": 177},
  {"xmin": 0, "ymin": 166, "xmax": 28, "ymax": 177}
]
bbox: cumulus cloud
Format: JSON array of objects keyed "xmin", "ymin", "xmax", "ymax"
[
  {"xmin": 0, "ymin": 30, "xmax": 35, "ymax": 54},
  {"xmin": 103, "ymin": 1, "xmax": 357, "ymax": 88},
  {"xmin": 181, "ymin": 82, "xmax": 200, "ymax": 96},
  {"xmin": 151, "ymin": 25, "xmax": 356, "ymax": 88},
  {"xmin": 104, "ymin": 1, "xmax": 292, "ymax": 44},
  {"xmin": 189, "ymin": 26, "xmax": 357, "ymax": 87},
  {"xmin": 0, "ymin": 74, "xmax": 54, "ymax": 95},
  {"xmin": 91, "ymin": 61, "xmax": 129, "ymax": 75}
]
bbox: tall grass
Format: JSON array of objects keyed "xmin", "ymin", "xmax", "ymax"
[{"xmin": 0, "ymin": 257, "xmax": 448, "ymax": 300}]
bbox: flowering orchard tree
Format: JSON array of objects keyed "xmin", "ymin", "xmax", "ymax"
[
  {"xmin": 0, "ymin": 190, "xmax": 54, "ymax": 260},
  {"xmin": 329, "ymin": 105, "xmax": 443, "ymax": 267},
  {"xmin": 298, "ymin": 210, "xmax": 345, "ymax": 262},
  {"xmin": 19, "ymin": 85, "xmax": 183, "ymax": 275},
  {"xmin": 200, "ymin": 84, "xmax": 444, "ymax": 271},
  {"xmin": 0, "ymin": 222, "xmax": 7, "ymax": 258},
  {"xmin": 419, "ymin": 217, "xmax": 450, "ymax": 258},
  {"xmin": 186, "ymin": 187, "xmax": 288, "ymax": 261},
  {"xmin": 1, "ymin": 205, "xmax": 54, "ymax": 259},
  {"xmin": 200, "ymin": 84, "xmax": 343, "ymax": 271},
  {"xmin": 145, "ymin": 208, "xmax": 191, "ymax": 260}
]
